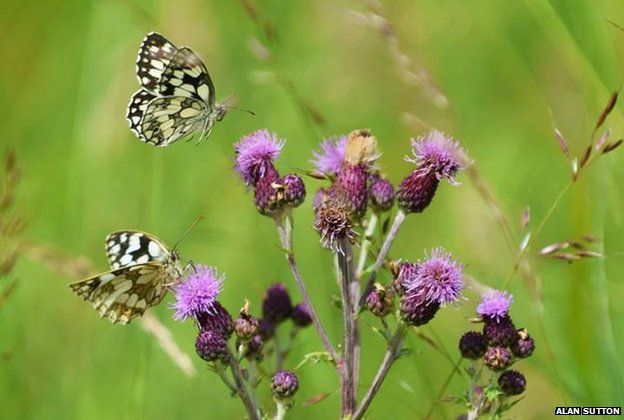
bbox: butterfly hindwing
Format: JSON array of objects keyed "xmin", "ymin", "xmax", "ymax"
[
  {"xmin": 159, "ymin": 47, "xmax": 215, "ymax": 105},
  {"xmin": 69, "ymin": 263, "xmax": 168, "ymax": 324},
  {"xmin": 106, "ymin": 230, "xmax": 169, "ymax": 269},
  {"xmin": 138, "ymin": 96, "xmax": 208, "ymax": 146},
  {"xmin": 136, "ymin": 32, "xmax": 179, "ymax": 92},
  {"xmin": 126, "ymin": 89, "xmax": 157, "ymax": 136}
]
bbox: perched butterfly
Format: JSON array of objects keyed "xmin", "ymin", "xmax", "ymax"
[
  {"xmin": 126, "ymin": 32, "xmax": 227, "ymax": 146},
  {"xmin": 69, "ymin": 231, "xmax": 184, "ymax": 324}
]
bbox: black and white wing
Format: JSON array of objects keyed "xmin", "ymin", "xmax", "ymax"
[
  {"xmin": 159, "ymin": 47, "xmax": 216, "ymax": 105},
  {"xmin": 126, "ymin": 89, "xmax": 156, "ymax": 136},
  {"xmin": 136, "ymin": 32, "xmax": 179, "ymax": 93},
  {"xmin": 137, "ymin": 96, "xmax": 208, "ymax": 146},
  {"xmin": 69, "ymin": 263, "xmax": 168, "ymax": 324},
  {"xmin": 105, "ymin": 230, "xmax": 170, "ymax": 269}
]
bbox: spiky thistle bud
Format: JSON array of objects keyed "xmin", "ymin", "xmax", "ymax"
[
  {"xmin": 399, "ymin": 293, "xmax": 440, "ymax": 326},
  {"xmin": 282, "ymin": 174, "xmax": 306, "ymax": 208},
  {"xmin": 271, "ymin": 370, "xmax": 299, "ymax": 399},
  {"xmin": 365, "ymin": 283, "xmax": 394, "ymax": 318},
  {"xmin": 369, "ymin": 173, "xmax": 395, "ymax": 213},
  {"xmin": 483, "ymin": 346, "xmax": 512, "ymax": 372},
  {"xmin": 482, "ymin": 315, "xmax": 517, "ymax": 347},
  {"xmin": 511, "ymin": 328, "xmax": 535, "ymax": 358},
  {"xmin": 498, "ymin": 370, "xmax": 526, "ymax": 395},
  {"xmin": 235, "ymin": 300, "xmax": 259, "ymax": 341},
  {"xmin": 196, "ymin": 301, "xmax": 234, "ymax": 340},
  {"xmin": 195, "ymin": 329, "xmax": 228, "ymax": 362},
  {"xmin": 459, "ymin": 331, "xmax": 487, "ymax": 360}
]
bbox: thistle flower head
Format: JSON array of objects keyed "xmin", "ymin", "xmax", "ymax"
[
  {"xmin": 404, "ymin": 248, "xmax": 464, "ymax": 306},
  {"xmin": 312, "ymin": 136, "xmax": 347, "ymax": 175},
  {"xmin": 262, "ymin": 283, "xmax": 293, "ymax": 325},
  {"xmin": 333, "ymin": 162, "xmax": 369, "ymax": 219},
  {"xmin": 407, "ymin": 130, "xmax": 465, "ymax": 182},
  {"xmin": 365, "ymin": 283, "xmax": 394, "ymax": 318},
  {"xmin": 235, "ymin": 300, "xmax": 259, "ymax": 340},
  {"xmin": 282, "ymin": 174, "xmax": 306, "ymax": 208},
  {"xmin": 172, "ymin": 265, "xmax": 223, "ymax": 321},
  {"xmin": 458, "ymin": 331, "xmax": 487, "ymax": 360},
  {"xmin": 484, "ymin": 346, "xmax": 513, "ymax": 372},
  {"xmin": 511, "ymin": 328, "xmax": 535, "ymax": 358},
  {"xmin": 235, "ymin": 129, "xmax": 283, "ymax": 187},
  {"xmin": 313, "ymin": 195, "xmax": 357, "ymax": 253},
  {"xmin": 476, "ymin": 290, "xmax": 513, "ymax": 321},
  {"xmin": 399, "ymin": 293, "xmax": 440, "ymax": 326},
  {"xmin": 271, "ymin": 370, "xmax": 299, "ymax": 399}
]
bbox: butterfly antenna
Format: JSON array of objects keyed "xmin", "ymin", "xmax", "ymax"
[
  {"xmin": 172, "ymin": 215, "xmax": 205, "ymax": 251},
  {"xmin": 228, "ymin": 106, "xmax": 256, "ymax": 116}
]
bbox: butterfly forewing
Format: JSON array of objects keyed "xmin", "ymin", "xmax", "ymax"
[
  {"xmin": 106, "ymin": 231, "xmax": 170, "ymax": 269},
  {"xmin": 159, "ymin": 47, "xmax": 215, "ymax": 104},
  {"xmin": 136, "ymin": 32, "xmax": 179, "ymax": 92}
]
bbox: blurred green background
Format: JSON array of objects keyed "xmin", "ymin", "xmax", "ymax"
[{"xmin": 1, "ymin": 0, "xmax": 624, "ymax": 418}]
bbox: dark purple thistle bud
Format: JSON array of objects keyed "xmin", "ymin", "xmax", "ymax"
[
  {"xmin": 254, "ymin": 171, "xmax": 283, "ymax": 217},
  {"xmin": 262, "ymin": 283, "xmax": 293, "ymax": 325},
  {"xmin": 271, "ymin": 370, "xmax": 299, "ymax": 399},
  {"xmin": 397, "ymin": 130, "xmax": 465, "ymax": 214},
  {"xmin": 313, "ymin": 195, "xmax": 357, "ymax": 253},
  {"xmin": 195, "ymin": 329, "xmax": 228, "ymax": 362},
  {"xmin": 397, "ymin": 170, "xmax": 439, "ymax": 213},
  {"xmin": 332, "ymin": 129, "xmax": 379, "ymax": 219},
  {"xmin": 498, "ymin": 370, "xmax": 526, "ymax": 395},
  {"xmin": 369, "ymin": 173, "xmax": 395, "ymax": 213},
  {"xmin": 482, "ymin": 315, "xmax": 517, "ymax": 347},
  {"xmin": 459, "ymin": 331, "xmax": 487, "ymax": 360},
  {"xmin": 197, "ymin": 301, "xmax": 234, "ymax": 340},
  {"xmin": 282, "ymin": 174, "xmax": 306, "ymax": 208},
  {"xmin": 291, "ymin": 303, "xmax": 313, "ymax": 328},
  {"xmin": 235, "ymin": 300, "xmax": 259, "ymax": 341},
  {"xmin": 399, "ymin": 293, "xmax": 440, "ymax": 326},
  {"xmin": 365, "ymin": 283, "xmax": 394, "ymax": 318},
  {"xmin": 511, "ymin": 328, "xmax": 535, "ymax": 358},
  {"xmin": 235, "ymin": 129, "xmax": 283, "ymax": 187},
  {"xmin": 258, "ymin": 318, "xmax": 275, "ymax": 340},
  {"xmin": 483, "ymin": 346, "xmax": 513, "ymax": 372}
]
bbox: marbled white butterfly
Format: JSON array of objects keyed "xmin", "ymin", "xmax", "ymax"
[
  {"xmin": 126, "ymin": 32, "xmax": 227, "ymax": 146},
  {"xmin": 69, "ymin": 231, "xmax": 183, "ymax": 324}
]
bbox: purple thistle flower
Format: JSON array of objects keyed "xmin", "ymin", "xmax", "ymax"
[
  {"xmin": 311, "ymin": 136, "xmax": 347, "ymax": 175},
  {"xmin": 235, "ymin": 129, "xmax": 283, "ymax": 187},
  {"xmin": 483, "ymin": 346, "xmax": 512, "ymax": 372},
  {"xmin": 399, "ymin": 293, "xmax": 440, "ymax": 326},
  {"xmin": 397, "ymin": 131, "xmax": 465, "ymax": 214},
  {"xmin": 407, "ymin": 130, "xmax": 465, "ymax": 182},
  {"xmin": 476, "ymin": 290, "xmax": 513, "ymax": 321},
  {"xmin": 498, "ymin": 370, "xmax": 527, "ymax": 395},
  {"xmin": 172, "ymin": 265, "xmax": 223, "ymax": 321},
  {"xmin": 282, "ymin": 174, "xmax": 306, "ymax": 208},
  {"xmin": 404, "ymin": 248, "xmax": 464, "ymax": 306}
]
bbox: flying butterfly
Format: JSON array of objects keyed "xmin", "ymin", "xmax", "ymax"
[
  {"xmin": 126, "ymin": 32, "xmax": 228, "ymax": 146},
  {"xmin": 69, "ymin": 231, "xmax": 184, "ymax": 324}
]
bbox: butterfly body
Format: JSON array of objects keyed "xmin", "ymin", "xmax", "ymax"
[
  {"xmin": 70, "ymin": 231, "xmax": 183, "ymax": 324},
  {"xmin": 126, "ymin": 32, "xmax": 226, "ymax": 146}
]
